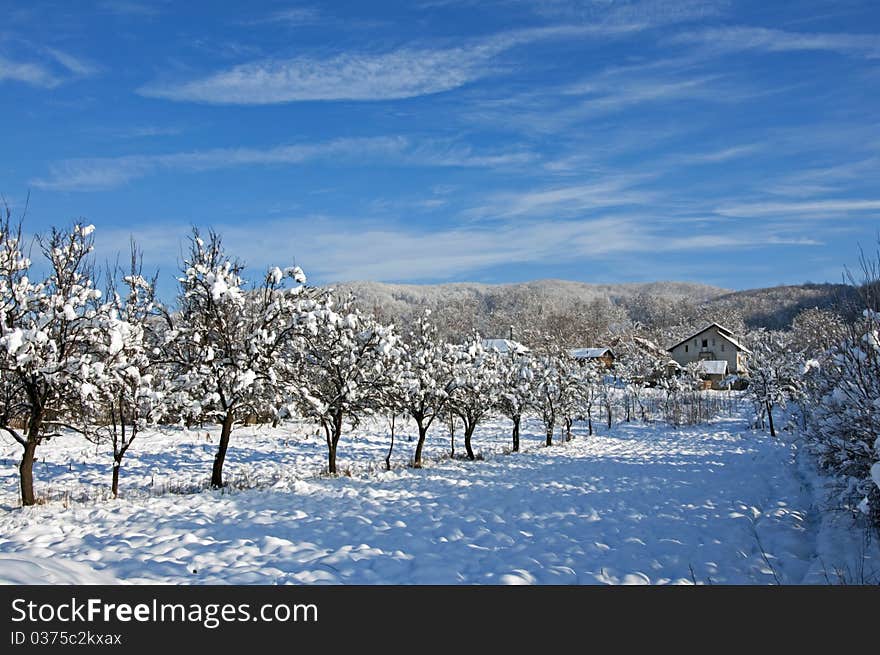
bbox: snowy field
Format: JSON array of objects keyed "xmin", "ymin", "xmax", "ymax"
[{"xmin": 0, "ymin": 402, "xmax": 876, "ymax": 585}]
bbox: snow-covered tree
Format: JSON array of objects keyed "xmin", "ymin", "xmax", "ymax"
[
  {"xmin": 448, "ymin": 335, "xmax": 501, "ymax": 460},
  {"xmin": 395, "ymin": 311, "xmax": 456, "ymax": 468},
  {"xmin": 801, "ymin": 243, "xmax": 880, "ymax": 526},
  {"xmin": 372, "ymin": 327, "xmax": 408, "ymax": 471},
  {"xmin": 745, "ymin": 329, "xmax": 801, "ymax": 437},
  {"xmin": 531, "ymin": 345, "xmax": 572, "ymax": 447},
  {"xmin": 163, "ymin": 229, "xmax": 307, "ymax": 488},
  {"xmin": 0, "ymin": 217, "xmax": 103, "ymax": 506},
  {"xmin": 495, "ymin": 349, "xmax": 534, "ymax": 452},
  {"xmin": 83, "ymin": 243, "xmax": 165, "ymax": 497},
  {"xmin": 613, "ymin": 334, "xmax": 668, "ymax": 422},
  {"xmin": 286, "ymin": 293, "xmax": 401, "ymax": 474},
  {"xmin": 803, "ymin": 309, "xmax": 880, "ymax": 525},
  {"xmin": 657, "ymin": 363, "xmax": 703, "ymax": 427},
  {"xmin": 791, "ymin": 307, "xmax": 845, "ymax": 356},
  {"xmin": 570, "ymin": 359, "xmax": 601, "ymax": 436}
]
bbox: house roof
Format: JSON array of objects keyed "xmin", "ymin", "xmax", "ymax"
[
  {"xmin": 667, "ymin": 323, "xmax": 752, "ymax": 354},
  {"xmin": 482, "ymin": 338, "xmax": 530, "ymax": 354},
  {"xmin": 570, "ymin": 347, "xmax": 615, "ymax": 360},
  {"xmin": 697, "ymin": 360, "xmax": 729, "ymax": 376}
]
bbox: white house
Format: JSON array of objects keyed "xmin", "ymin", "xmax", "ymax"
[{"xmin": 667, "ymin": 323, "xmax": 751, "ymax": 374}]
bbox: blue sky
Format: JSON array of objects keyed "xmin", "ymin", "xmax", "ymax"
[{"xmin": 1, "ymin": 0, "xmax": 878, "ymax": 297}]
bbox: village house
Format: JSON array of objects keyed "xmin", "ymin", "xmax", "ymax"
[
  {"xmin": 569, "ymin": 347, "xmax": 615, "ymax": 369},
  {"xmin": 667, "ymin": 323, "xmax": 751, "ymax": 375}
]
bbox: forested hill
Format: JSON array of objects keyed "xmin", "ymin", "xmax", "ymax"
[
  {"xmin": 333, "ymin": 279, "xmax": 858, "ymax": 338},
  {"xmin": 701, "ymin": 283, "xmax": 859, "ymax": 329},
  {"xmin": 338, "ymin": 279, "xmax": 727, "ymax": 314}
]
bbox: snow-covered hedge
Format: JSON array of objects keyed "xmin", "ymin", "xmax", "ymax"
[{"xmin": 804, "ymin": 308, "xmax": 880, "ymax": 527}]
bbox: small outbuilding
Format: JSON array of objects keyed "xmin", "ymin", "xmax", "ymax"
[
  {"xmin": 569, "ymin": 347, "xmax": 615, "ymax": 369},
  {"xmin": 482, "ymin": 338, "xmax": 530, "ymax": 355}
]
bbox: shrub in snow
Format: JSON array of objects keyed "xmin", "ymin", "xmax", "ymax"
[
  {"xmin": 799, "ymin": 245, "xmax": 880, "ymax": 531},
  {"xmin": 803, "ymin": 309, "xmax": 880, "ymax": 526}
]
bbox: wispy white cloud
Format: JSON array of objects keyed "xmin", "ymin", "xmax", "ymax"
[
  {"xmin": 528, "ymin": 0, "xmax": 727, "ymax": 26},
  {"xmin": 568, "ymin": 74, "xmax": 722, "ymax": 113},
  {"xmin": 461, "ymin": 54, "xmax": 753, "ymax": 138},
  {"xmin": 716, "ymin": 199, "xmax": 880, "ymax": 217},
  {"xmin": 676, "ymin": 143, "xmax": 762, "ymax": 164},
  {"xmin": 670, "ymin": 26, "xmax": 880, "ymax": 59},
  {"xmin": 98, "ymin": 0, "xmax": 161, "ymax": 17},
  {"xmin": 115, "ymin": 125, "xmax": 183, "ymax": 138},
  {"xmin": 250, "ymin": 7, "xmax": 321, "ymax": 26},
  {"xmin": 0, "ymin": 45, "xmax": 99, "ymax": 88},
  {"xmin": 137, "ymin": 25, "xmax": 624, "ymax": 104},
  {"xmin": 32, "ymin": 137, "xmax": 538, "ymax": 191},
  {"xmin": 463, "ymin": 177, "xmax": 655, "ymax": 220},
  {"xmin": 44, "ymin": 47, "xmax": 100, "ymax": 77},
  {"xmin": 420, "ymin": 0, "xmax": 727, "ymax": 30},
  {"xmin": 93, "ymin": 211, "xmax": 816, "ymax": 285},
  {"xmin": 0, "ymin": 55, "xmax": 60, "ymax": 87},
  {"xmin": 32, "ymin": 137, "xmax": 407, "ymax": 191}
]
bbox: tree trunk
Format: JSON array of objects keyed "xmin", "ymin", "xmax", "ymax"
[
  {"xmin": 588, "ymin": 408, "xmax": 593, "ymax": 436},
  {"xmin": 464, "ymin": 423, "xmax": 476, "ymax": 460},
  {"xmin": 413, "ymin": 420, "xmax": 429, "ymax": 468},
  {"xmin": 211, "ymin": 409, "xmax": 235, "ymax": 488},
  {"xmin": 111, "ymin": 461, "xmax": 121, "ymax": 499},
  {"xmin": 766, "ymin": 401, "xmax": 776, "ymax": 437},
  {"xmin": 512, "ymin": 415, "xmax": 520, "ymax": 452},
  {"xmin": 327, "ymin": 439, "xmax": 338, "ymax": 474},
  {"xmin": 565, "ymin": 417, "xmax": 572, "ymax": 442},
  {"xmin": 385, "ymin": 415, "xmax": 396, "ymax": 472},
  {"xmin": 327, "ymin": 409, "xmax": 344, "ymax": 474},
  {"xmin": 606, "ymin": 403, "xmax": 612, "ymax": 429},
  {"xmin": 19, "ymin": 439, "xmax": 38, "ymax": 507},
  {"xmin": 545, "ymin": 424, "xmax": 553, "ymax": 447}
]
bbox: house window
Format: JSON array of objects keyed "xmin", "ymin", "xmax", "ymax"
[
  {"xmin": 712, "ymin": 338, "xmax": 715, "ymax": 346},
  {"xmin": 702, "ymin": 339, "xmax": 708, "ymax": 348},
  {"xmin": 685, "ymin": 345, "xmax": 689, "ymax": 353},
  {"xmin": 721, "ymin": 343, "xmax": 725, "ymax": 352}
]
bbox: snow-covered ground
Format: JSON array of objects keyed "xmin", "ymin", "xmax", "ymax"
[{"xmin": 0, "ymin": 402, "xmax": 877, "ymax": 584}]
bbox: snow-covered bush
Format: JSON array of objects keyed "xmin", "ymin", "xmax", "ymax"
[{"xmin": 804, "ymin": 308, "xmax": 880, "ymax": 526}]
